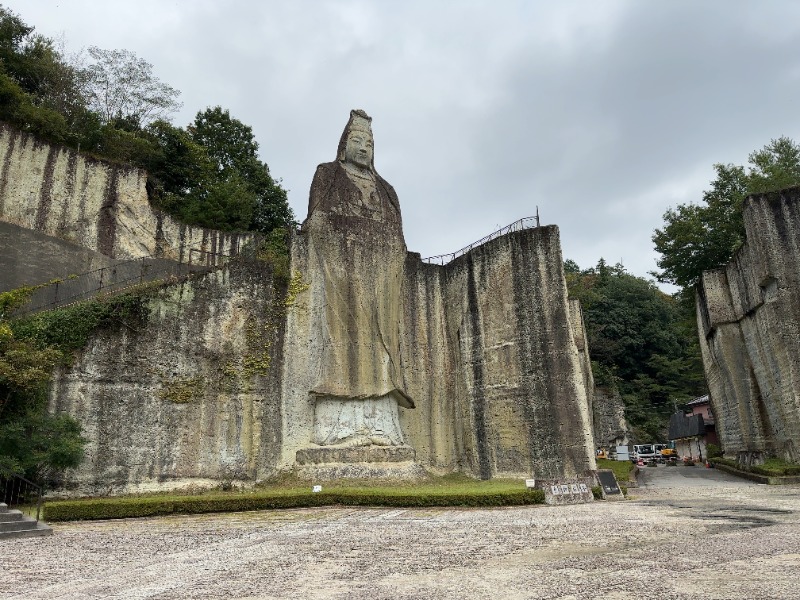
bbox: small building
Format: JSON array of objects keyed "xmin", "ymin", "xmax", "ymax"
[{"xmin": 668, "ymin": 395, "xmax": 718, "ymax": 461}]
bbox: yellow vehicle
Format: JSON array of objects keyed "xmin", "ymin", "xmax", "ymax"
[
  {"xmin": 596, "ymin": 447, "xmax": 608, "ymax": 460},
  {"xmin": 656, "ymin": 443, "xmax": 678, "ymax": 460}
]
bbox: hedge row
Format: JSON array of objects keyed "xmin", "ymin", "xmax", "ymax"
[
  {"xmin": 44, "ymin": 489, "xmax": 546, "ymax": 522},
  {"xmin": 710, "ymin": 457, "xmax": 800, "ymax": 477}
]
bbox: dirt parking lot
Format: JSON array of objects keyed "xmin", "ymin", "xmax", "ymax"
[{"xmin": 1, "ymin": 467, "xmax": 798, "ymax": 600}]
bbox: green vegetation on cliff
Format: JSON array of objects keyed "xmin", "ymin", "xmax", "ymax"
[
  {"xmin": 565, "ymin": 260, "xmax": 705, "ymax": 441},
  {"xmin": 0, "ymin": 4, "xmax": 294, "ymax": 235},
  {"xmin": 0, "ymin": 287, "xmax": 153, "ymax": 482}
]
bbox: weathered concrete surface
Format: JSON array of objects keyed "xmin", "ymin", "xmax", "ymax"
[
  {"xmin": 49, "ymin": 260, "xmax": 285, "ymax": 495},
  {"xmin": 0, "ymin": 220, "xmax": 118, "ymax": 292},
  {"xmin": 3, "ymin": 481, "xmax": 798, "ymax": 599},
  {"xmin": 697, "ymin": 187, "xmax": 800, "ymax": 464},
  {"xmin": 0, "ymin": 123, "xmax": 249, "ymax": 263}
]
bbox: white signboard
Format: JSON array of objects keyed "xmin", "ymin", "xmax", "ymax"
[{"xmin": 615, "ymin": 445, "xmax": 630, "ymax": 461}]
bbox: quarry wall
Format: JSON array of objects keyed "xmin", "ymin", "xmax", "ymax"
[
  {"xmin": 697, "ymin": 187, "xmax": 800, "ymax": 464},
  {"xmin": 437, "ymin": 226, "xmax": 596, "ymax": 479},
  {"xmin": 282, "ymin": 224, "xmax": 597, "ymax": 480},
  {"xmin": 0, "ymin": 123, "xmax": 249, "ymax": 268},
  {"xmin": 49, "ymin": 261, "xmax": 285, "ymax": 495},
  {"xmin": 1, "ymin": 123, "xmax": 599, "ymax": 491},
  {"xmin": 0, "ymin": 220, "xmax": 118, "ymax": 292},
  {"xmin": 56, "ymin": 223, "xmax": 597, "ymax": 492}
]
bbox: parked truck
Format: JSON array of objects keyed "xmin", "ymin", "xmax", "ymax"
[{"xmin": 632, "ymin": 444, "xmax": 658, "ymax": 463}]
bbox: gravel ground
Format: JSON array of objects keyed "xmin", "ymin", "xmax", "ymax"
[{"xmin": 1, "ymin": 467, "xmax": 798, "ymax": 600}]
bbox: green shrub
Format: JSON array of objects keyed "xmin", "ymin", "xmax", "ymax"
[
  {"xmin": 709, "ymin": 456, "xmax": 800, "ymax": 477},
  {"xmin": 751, "ymin": 458, "xmax": 800, "ymax": 477},
  {"xmin": 44, "ymin": 487, "xmax": 546, "ymax": 522},
  {"xmin": 706, "ymin": 443, "xmax": 723, "ymax": 459},
  {"xmin": 591, "ymin": 486, "xmax": 602, "ymax": 500}
]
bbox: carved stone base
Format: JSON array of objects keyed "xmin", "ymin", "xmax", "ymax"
[
  {"xmin": 296, "ymin": 445, "xmax": 416, "ymax": 465},
  {"xmin": 294, "ymin": 445, "xmax": 424, "ymax": 480}
]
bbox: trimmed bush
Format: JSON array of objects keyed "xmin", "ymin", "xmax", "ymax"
[
  {"xmin": 44, "ymin": 488, "xmax": 546, "ymax": 522},
  {"xmin": 709, "ymin": 457, "xmax": 800, "ymax": 477},
  {"xmin": 751, "ymin": 459, "xmax": 800, "ymax": 477}
]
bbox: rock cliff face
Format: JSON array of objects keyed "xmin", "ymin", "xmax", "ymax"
[
  {"xmin": 49, "ymin": 261, "xmax": 285, "ymax": 494},
  {"xmin": 283, "ymin": 224, "xmax": 597, "ymax": 479},
  {"xmin": 696, "ymin": 187, "xmax": 800, "ymax": 464},
  {"xmin": 591, "ymin": 386, "xmax": 630, "ymax": 448},
  {"xmin": 0, "ymin": 123, "xmax": 248, "ymax": 266},
  {"xmin": 2, "ymin": 119, "xmax": 597, "ymax": 491}
]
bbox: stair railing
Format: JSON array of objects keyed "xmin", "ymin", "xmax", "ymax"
[
  {"xmin": 10, "ymin": 246, "xmax": 235, "ymax": 317},
  {"xmin": 0, "ymin": 463, "xmax": 44, "ymax": 523},
  {"xmin": 421, "ymin": 214, "xmax": 541, "ymax": 265}
]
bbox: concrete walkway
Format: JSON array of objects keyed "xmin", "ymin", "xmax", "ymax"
[
  {"xmin": 636, "ymin": 462, "xmax": 760, "ymax": 488},
  {"xmin": 0, "ymin": 478, "xmax": 797, "ymax": 599}
]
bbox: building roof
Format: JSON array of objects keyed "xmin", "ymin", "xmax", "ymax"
[{"xmin": 686, "ymin": 395, "xmax": 710, "ymax": 407}]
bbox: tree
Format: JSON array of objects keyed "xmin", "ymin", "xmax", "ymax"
[
  {"xmin": 144, "ymin": 120, "xmax": 212, "ymax": 197},
  {"xmin": 0, "ymin": 6, "xmax": 37, "ymax": 92},
  {"xmin": 653, "ymin": 137, "xmax": 800, "ymax": 289},
  {"xmin": 0, "ymin": 7, "xmax": 86, "ymax": 144},
  {"xmin": 82, "ymin": 46, "xmax": 181, "ymax": 127},
  {"xmin": 0, "ymin": 320, "xmax": 84, "ymax": 480},
  {"xmin": 566, "ymin": 260, "xmax": 705, "ymax": 441},
  {"xmin": 186, "ymin": 107, "xmax": 293, "ymax": 233}
]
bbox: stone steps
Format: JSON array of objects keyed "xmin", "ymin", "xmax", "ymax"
[{"xmin": 0, "ymin": 502, "xmax": 52, "ymax": 539}]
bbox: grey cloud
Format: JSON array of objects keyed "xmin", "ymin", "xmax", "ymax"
[{"xmin": 8, "ymin": 0, "xmax": 800, "ymax": 283}]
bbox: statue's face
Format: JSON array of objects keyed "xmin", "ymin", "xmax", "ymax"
[{"xmin": 344, "ymin": 130, "xmax": 373, "ymax": 168}]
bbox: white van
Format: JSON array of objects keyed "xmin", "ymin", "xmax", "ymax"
[{"xmin": 632, "ymin": 444, "xmax": 658, "ymax": 462}]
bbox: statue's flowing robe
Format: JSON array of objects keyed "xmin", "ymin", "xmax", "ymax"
[{"xmin": 303, "ymin": 161, "xmax": 414, "ymax": 408}]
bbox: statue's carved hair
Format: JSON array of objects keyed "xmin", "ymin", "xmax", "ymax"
[{"xmin": 337, "ymin": 109, "xmax": 374, "ymax": 169}]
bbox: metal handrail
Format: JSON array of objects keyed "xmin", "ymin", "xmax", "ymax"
[
  {"xmin": 421, "ymin": 214, "xmax": 541, "ymax": 265},
  {"xmin": 9, "ymin": 246, "xmax": 236, "ymax": 317},
  {"xmin": 0, "ymin": 463, "xmax": 44, "ymax": 522}
]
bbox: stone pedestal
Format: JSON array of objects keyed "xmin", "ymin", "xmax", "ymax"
[{"xmin": 294, "ymin": 445, "xmax": 425, "ymax": 480}]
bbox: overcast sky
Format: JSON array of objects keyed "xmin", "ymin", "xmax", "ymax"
[{"xmin": 7, "ymin": 0, "xmax": 800, "ymax": 290}]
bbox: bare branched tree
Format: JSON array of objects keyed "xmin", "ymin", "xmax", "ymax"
[{"xmin": 83, "ymin": 46, "xmax": 182, "ymax": 126}]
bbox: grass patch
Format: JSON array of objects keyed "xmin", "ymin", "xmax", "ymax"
[
  {"xmin": 596, "ymin": 458, "xmax": 634, "ymax": 483},
  {"xmin": 43, "ymin": 476, "xmax": 545, "ymax": 522}
]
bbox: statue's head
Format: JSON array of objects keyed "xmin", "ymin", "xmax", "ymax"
[{"xmin": 337, "ymin": 109, "xmax": 374, "ymax": 170}]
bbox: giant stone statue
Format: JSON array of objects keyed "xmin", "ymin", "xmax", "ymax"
[{"xmin": 303, "ymin": 109, "xmax": 414, "ymax": 448}]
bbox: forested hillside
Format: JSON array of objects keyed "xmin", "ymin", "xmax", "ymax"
[
  {"xmin": 0, "ymin": 4, "xmax": 293, "ymax": 235},
  {"xmin": 565, "ymin": 259, "xmax": 706, "ymax": 442},
  {"xmin": 0, "ymin": 4, "xmax": 293, "ymax": 481}
]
